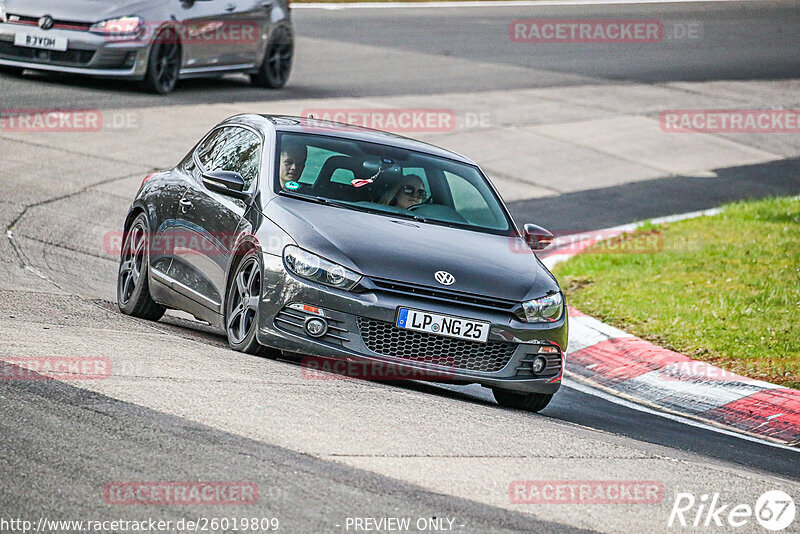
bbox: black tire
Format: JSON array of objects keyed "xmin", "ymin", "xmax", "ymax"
[
  {"xmin": 142, "ymin": 27, "xmax": 181, "ymax": 95},
  {"xmin": 0, "ymin": 65, "xmax": 24, "ymax": 76},
  {"xmin": 250, "ymin": 26, "xmax": 293, "ymax": 89},
  {"xmin": 117, "ymin": 214, "xmax": 166, "ymax": 321},
  {"xmin": 492, "ymin": 388, "xmax": 553, "ymax": 413},
  {"xmin": 225, "ymin": 250, "xmax": 273, "ymax": 356}
]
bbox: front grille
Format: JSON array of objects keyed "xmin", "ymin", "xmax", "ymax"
[
  {"xmin": 357, "ymin": 317, "xmax": 516, "ymax": 373},
  {"xmin": 0, "ymin": 41, "xmax": 95, "ymax": 66},
  {"xmin": 369, "ymin": 277, "xmax": 518, "ymax": 313},
  {"xmin": 6, "ymin": 15, "xmax": 92, "ymax": 31}
]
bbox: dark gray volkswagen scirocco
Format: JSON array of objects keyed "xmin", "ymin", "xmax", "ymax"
[{"xmin": 118, "ymin": 115, "xmax": 567, "ymax": 412}]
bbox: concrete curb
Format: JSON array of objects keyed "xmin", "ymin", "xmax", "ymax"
[{"xmin": 541, "ymin": 211, "xmax": 800, "ymax": 447}]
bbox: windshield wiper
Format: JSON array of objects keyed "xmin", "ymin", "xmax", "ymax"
[{"xmin": 279, "ymin": 191, "xmax": 375, "ymax": 214}]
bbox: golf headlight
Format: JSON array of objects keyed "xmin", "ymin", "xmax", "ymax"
[
  {"xmin": 522, "ymin": 292, "xmax": 563, "ymax": 323},
  {"xmin": 283, "ymin": 246, "xmax": 361, "ymax": 291},
  {"xmin": 90, "ymin": 16, "xmax": 143, "ymax": 35}
]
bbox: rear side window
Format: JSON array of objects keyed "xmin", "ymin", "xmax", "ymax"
[
  {"xmin": 299, "ymin": 147, "xmax": 345, "ymax": 185},
  {"xmin": 196, "ymin": 127, "xmax": 262, "ymax": 191}
]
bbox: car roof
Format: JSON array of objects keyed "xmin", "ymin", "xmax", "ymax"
[{"xmin": 219, "ymin": 114, "xmax": 476, "ymax": 165}]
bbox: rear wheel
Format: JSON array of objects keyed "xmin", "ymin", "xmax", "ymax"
[
  {"xmin": 250, "ymin": 26, "xmax": 293, "ymax": 89},
  {"xmin": 143, "ymin": 27, "xmax": 181, "ymax": 94},
  {"xmin": 117, "ymin": 214, "xmax": 166, "ymax": 321},
  {"xmin": 225, "ymin": 250, "xmax": 272, "ymax": 355},
  {"xmin": 492, "ymin": 388, "xmax": 553, "ymax": 413}
]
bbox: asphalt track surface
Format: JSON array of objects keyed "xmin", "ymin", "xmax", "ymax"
[
  {"xmin": 1, "ymin": 1, "xmax": 799, "ymax": 533},
  {"xmin": 0, "ymin": 1, "xmax": 798, "ymax": 109}
]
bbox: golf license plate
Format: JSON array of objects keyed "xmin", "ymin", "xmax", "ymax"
[
  {"xmin": 14, "ymin": 32, "xmax": 68, "ymax": 52},
  {"xmin": 396, "ymin": 308, "xmax": 490, "ymax": 343}
]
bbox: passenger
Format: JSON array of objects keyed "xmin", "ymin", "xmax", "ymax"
[
  {"xmin": 279, "ymin": 141, "xmax": 307, "ymax": 190},
  {"xmin": 381, "ymin": 174, "xmax": 428, "ymax": 209}
]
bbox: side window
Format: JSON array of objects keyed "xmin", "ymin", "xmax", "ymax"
[
  {"xmin": 196, "ymin": 129, "xmax": 226, "ymax": 169},
  {"xmin": 196, "ymin": 127, "xmax": 262, "ymax": 191},
  {"xmin": 330, "ymin": 168, "xmax": 355, "ymax": 184},
  {"xmin": 299, "ymin": 147, "xmax": 343, "ymax": 185}
]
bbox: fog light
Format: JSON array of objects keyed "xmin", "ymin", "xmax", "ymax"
[
  {"xmin": 304, "ymin": 317, "xmax": 328, "ymax": 338},
  {"xmin": 532, "ymin": 356, "xmax": 548, "ymax": 375}
]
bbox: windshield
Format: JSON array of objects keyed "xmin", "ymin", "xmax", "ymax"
[{"xmin": 274, "ymin": 132, "xmax": 511, "ymax": 233}]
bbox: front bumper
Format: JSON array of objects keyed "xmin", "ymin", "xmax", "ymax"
[
  {"xmin": 0, "ymin": 24, "xmax": 149, "ymax": 78},
  {"xmin": 257, "ymin": 254, "xmax": 567, "ymax": 394}
]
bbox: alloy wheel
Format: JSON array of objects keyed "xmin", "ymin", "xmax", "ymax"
[
  {"xmin": 227, "ymin": 257, "xmax": 262, "ymax": 344},
  {"xmin": 267, "ymin": 28, "xmax": 293, "ymax": 86},
  {"xmin": 118, "ymin": 222, "xmax": 146, "ymax": 306},
  {"xmin": 152, "ymin": 29, "xmax": 180, "ymax": 93}
]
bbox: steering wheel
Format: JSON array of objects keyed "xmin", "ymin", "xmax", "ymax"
[{"xmin": 407, "ymin": 198, "xmax": 433, "ymax": 211}]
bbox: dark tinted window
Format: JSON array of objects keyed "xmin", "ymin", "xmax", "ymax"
[
  {"xmin": 275, "ymin": 132, "xmax": 510, "ymax": 234},
  {"xmin": 196, "ymin": 127, "xmax": 262, "ymax": 190}
]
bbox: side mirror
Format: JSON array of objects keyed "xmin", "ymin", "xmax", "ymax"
[
  {"xmin": 202, "ymin": 170, "xmax": 249, "ymax": 201},
  {"xmin": 523, "ymin": 223, "xmax": 554, "ymax": 251}
]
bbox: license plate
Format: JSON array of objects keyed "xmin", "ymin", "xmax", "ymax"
[
  {"xmin": 14, "ymin": 32, "xmax": 68, "ymax": 52},
  {"xmin": 396, "ymin": 308, "xmax": 490, "ymax": 343}
]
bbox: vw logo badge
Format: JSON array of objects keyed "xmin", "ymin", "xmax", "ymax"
[
  {"xmin": 434, "ymin": 271, "xmax": 455, "ymax": 286},
  {"xmin": 38, "ymin": 15, "xmax": 54, "ymax": 30}
]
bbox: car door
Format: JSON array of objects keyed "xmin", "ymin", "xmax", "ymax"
[
  {"xmin": 169, "ymin": 125, "xmax": 263, "ymax": 315},
  {"xmin": 217, "ymin": 0, "xmax": 271, "ymax": 66},
  {"xmin": 175, "ymin": 0, "xmax": 229, "ymax": 70},
  {"xmin": 147, "ymin": 158, "xmax": 198, "ymax": 282}
]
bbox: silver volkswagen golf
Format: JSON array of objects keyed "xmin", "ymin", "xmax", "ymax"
[{"xmin": 0, "ymin": 0, "xmax": 293, "ymax": 93}]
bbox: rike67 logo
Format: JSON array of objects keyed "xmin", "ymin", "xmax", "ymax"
[{"xmin": 668, "ymin": 490, "xmax": 795, "ymax": 531}]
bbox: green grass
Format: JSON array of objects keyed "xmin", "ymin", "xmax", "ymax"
[{"xmin": 554, "ymin": 196, "xmax": 800, "ymax": 390}]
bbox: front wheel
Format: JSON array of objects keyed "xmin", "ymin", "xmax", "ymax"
[
  {"xmin": 117, "ymin": 214, "xmax": 166, "ymax": 321},
  {"xmin": 492, "ymin": 388, "xmax": 553, "ymax": 413},
  {"xmin": 250, "ymin": 26, "xmax": 293, "ymax": 89},
  {"xmin": 225, "ymin": 250, "xmax": 272, "ymax": 355},
  {"xmin": 142, "ymin": 27, "xmax": 181, "ymax": 94}
]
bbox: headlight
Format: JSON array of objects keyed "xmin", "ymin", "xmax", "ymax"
[
  {"xmin": 521, "ymin": 292, "xmax": 563, "ymax": 323},
  {"xmin": 89, "ymin": 16, "xmax": 143, "ymax": 35},
  {"xmin": 283, "ymin": 246, "xmax": 361, "ymax": 291},
  {"xmin": 0, "ymin": 7, "xmax": 7, "ymax": 23}
]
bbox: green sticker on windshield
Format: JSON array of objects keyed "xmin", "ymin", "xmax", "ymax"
[{"xmin": 284, "ymin": 181, "xmax": 300, "ymax": 190}]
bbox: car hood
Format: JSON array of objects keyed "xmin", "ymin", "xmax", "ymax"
[
  {"xmin": 2, "ymin": 0, "xmax": 166, "ymax": 23},
  {"xmin": 266, "ymin": 197, "xmax": 559, "ymax": 302}
]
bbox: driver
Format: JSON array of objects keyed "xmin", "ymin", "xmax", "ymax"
[
  {"xmin": 381, "ymin": 174, "xmax": 428, "ymax": 209},
  {"xmin": 279, "ymin": 141, "xmax": 307, "ymax": 190}
]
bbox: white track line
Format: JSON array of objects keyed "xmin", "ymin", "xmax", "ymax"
[
  {"xmin": 564, "ymin": 377, "xmax": 800, "ymax": 453},
  {"xmin": 294, "ymin": 0, "xmax": 753, "ymax": 9}
]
